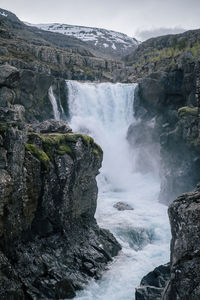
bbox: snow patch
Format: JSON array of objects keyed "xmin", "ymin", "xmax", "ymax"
[
  {"xmin": 112, "ymin": 43, "xmax": 116, "ymax": 50},
  {"xmin": 25, "ymin": 22, "xmax": 139, "ymax": 53},
  {"xmin": 0, "ymin": 11, "xmax": 8, "ymax": 17}
]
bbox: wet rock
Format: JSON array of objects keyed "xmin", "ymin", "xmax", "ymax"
[
  {"xmin": 29, "ymin": 119, "xmax": 72, "ymax": 133},
  {"xmin": 113, "ymin": 201, "xmax": 134, "ymax": 211},
  {"xmin": 163, "ymin": 185, "xmax": 200, "ymax": 299},
  {"xmin": 135, "ymin": 263, "xmax": 170, "ymax": 300}
]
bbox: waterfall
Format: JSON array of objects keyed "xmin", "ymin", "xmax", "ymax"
[
  {"xmin": 67, "ymin": 80, "xmax": 136, "ymax": 191},
  {"xmin": 66, "ymin": 80, "xmax": 170, "ymax": 300},
  {"xmin": 48, "ymin": 86, "xmax": 61, "ymax": 120}
]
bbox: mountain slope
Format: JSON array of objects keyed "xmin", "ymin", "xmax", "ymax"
[
  {"xmin": 0, "ymin": 8, "xmax": 123, "ymax": 82},
  {"xmin": 26, "ymin": 22, "xmax": 139, "ymax": 59}
]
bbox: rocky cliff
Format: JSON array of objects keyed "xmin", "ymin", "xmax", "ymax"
[
  {"xmin": 127, "ymin": 54, "xmax": 200, "ymax": 204},
  {"xmin": 131, "ymin": 30, "xmax": 200, "ymax": 300},
  {"xmin": 0, "ymin": 63, "xmax": 121, "ymax": 299}
]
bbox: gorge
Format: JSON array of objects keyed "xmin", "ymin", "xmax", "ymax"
[{"xmin": 0, "ymin": 7, "xmax": 200, "ymax": 300}]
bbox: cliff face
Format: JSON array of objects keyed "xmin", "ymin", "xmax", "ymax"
[
  {"xmin": 132, "ymin": 33, "xmax": 200, "ymax": 299},
  {"xmin": 0, "ymin": 65, "xmax": 121, "ymax": 299},
  {"xmin": 127, "ymin": 55, "xmax": 200, "ymax": 204}
]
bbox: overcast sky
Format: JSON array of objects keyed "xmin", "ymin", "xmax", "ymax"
[{"xmin": 1, "ymin": 0, "xmax": 200, "ymax": 40}]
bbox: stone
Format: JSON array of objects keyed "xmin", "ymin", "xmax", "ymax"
[
  {"xmin": 29, "ymin": 119, "xmax": 72, "ymax": 133},
  {"xmin": 0, "ymin": 65, "xmax": 20, "ymax": 88},
  {"xmin": 113, "ymin": 201, "xmax": 134, "ymax": 211},
  {"xmin": 0, "ymin": 87, "xmax": 15, "ymax": 107},
  {"xmin": 135, "ymin": 263, "xmax": 170, "ymax": 300},
  {"xmin": 0, "ymin": 103, "xmax": 121, "ymax": 299},
  {"xmin": 163, "ymin": 185, "xmax": 200, "ymax": 299}
]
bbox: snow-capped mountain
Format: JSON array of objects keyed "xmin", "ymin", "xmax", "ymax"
[{"xmin": 26, "ymin": 23, "xmax": 139, "ymax": 59}]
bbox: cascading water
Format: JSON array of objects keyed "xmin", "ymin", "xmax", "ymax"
[
  {"xmin": 66, "ymin": 80, "xmax": 170, "ymax": 300},
  {"xmin": 48, "ymin": 86, "xmax": 61, "ymax": 120}
]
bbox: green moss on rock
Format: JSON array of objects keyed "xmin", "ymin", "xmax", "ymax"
[
  {"xmin": 25, "ymin": 143, "xmax": 50, "ymax": 170},
  {"xmin": 55, "ymin": 144, "xmax": 74, "ymax": 157},
  {"xmin": 27, "ymin": 132, "xmax": 102, "ymax": 161},
  {"xmin": 0, "ymin": 121, "xmax": 18, "ymax": 133},
  {"xmin": 0, "ymin": 123, "xmax": 8, "ymax": 132},
  {"xmin": 178, "ymin": 106, "xmax": 199, "ymax": 119}
]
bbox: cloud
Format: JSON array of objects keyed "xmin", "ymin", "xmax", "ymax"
[{"xmin": 135, "ymin": 27, "xmax": 187, "ymax": 41}]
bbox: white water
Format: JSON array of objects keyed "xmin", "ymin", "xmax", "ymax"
[
  {"xmin": 66, "ymin": 80, "xmax": 170, "ymax": 300},
  {"xmin": 48, "ymin": 86, "xmax": 61, "ymax": 120}
]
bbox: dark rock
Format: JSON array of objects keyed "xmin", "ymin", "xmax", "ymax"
[
  {"xmin": 135, "ymin": 263, "xmax": 170, "ymax": 300},
  {"xmin": 55, "ymin": 279, "xmax": 76, "ymax": 299},
  {"xmin": 0, "ymin": 101, "xmax": 121, "ymax": 299},
  {"xmin": 113, "ymin": 201, "xmax": 134, "ymax": 211},
  {"xmin": 163, "ymin": 185, "xmax": 200, "ymax": 300},
  {"xmin": 129, "ymin": 57, "xmax": 200, "ymax": 204},
  {"xmin": 29, "ymin": 119, "xmax": 72, "ymax": 133},
  {"xmin": 0, "ymin": 87, "xmax": 15, "ymax": 107},
  {"xmin": 136, "ymin": 286, "xmax": 164, "ymax": 300},
  {"xmin": 0, "ymin": 64, "xmax": 20, "ymax": 88}
]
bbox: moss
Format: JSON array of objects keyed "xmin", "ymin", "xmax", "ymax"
[
  {"xmin": 0, "ymin": 121, "xmax": 18, "ymax": 132},
  {"xmin": 0, "ymin": 122, "xmax": 8, "ymax": 132},
  {"xmin": 55, "ymin": 144, "xmax": 74, "ymax": 158},
  {"xmin": 25, "ymin": 143, "xmax": 50, "ymax": 170},
  {"xmin": 80, "ymin": 134, "xmax": 94, "ymax": 147},
  {"xmin": 27, "ymin": 132, "xmax": 102, "ymax": 161},
  {"xmin": 178, "ymin": 106, "xmax": 198, "ymax": 119}
]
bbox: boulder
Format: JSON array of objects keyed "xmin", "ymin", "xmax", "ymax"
[
  {"xmin": 135, "ymin": 263, "xmax": 170, "ymax": 300},
  {"xmin": 163, "ymin": 185, "xmax": 200, "ymax": 299},
  {"xmin": 113, "ymin": 201, "xmax": 134, "ymax": 211},
  {"xmin": 0, "ymin": 65, "xmax": 20, "ymax": 88},
  {"xmin": 29, "ymin": 119, "xmax": 72, "ymax": 133}
]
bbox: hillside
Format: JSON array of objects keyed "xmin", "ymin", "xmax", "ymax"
[
  {"xmin": 0, "ymin": 8, "xmax": 123, "ymax": 82},
  {"xmin": 122, "ymin": 28, "xmax": 200, "ymax": 81},
  {"xmin": 26, "ymin": 22, "xmax": 138, "ymax": 59}
]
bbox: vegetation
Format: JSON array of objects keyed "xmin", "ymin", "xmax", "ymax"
[
  {"xmin": 178, "ymin": 106, "xmax": 199, "ymax": 119},
  {"xmin": 0, "ymin": 121, "xmax": 18, "ymax": 133},
  {"xmin": 132, "ymin": 40, "xmax": 200, "ymax": 68},
  {"xmin": 25, "ymin": 143, "xmax": 50, "ymax": 171},
  {"xmin": 27, "ymin": 132, "xmax": 102, "ymax": 162},
  {"xmin": 0, "ymin": 122, "xmax": 8, "ymax": 132}
]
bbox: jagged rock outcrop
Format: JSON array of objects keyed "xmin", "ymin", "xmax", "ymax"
[
  {"xmin": 0, "ymin": 64, "xmax": 121, "ymax": 299},
  {"xmin": 162, "ymin": 185, "xmax": 200, "ymax": 300},
  {"xmin": 135, "ymin": 263, "xmax": 170, "ymax": 300}
]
